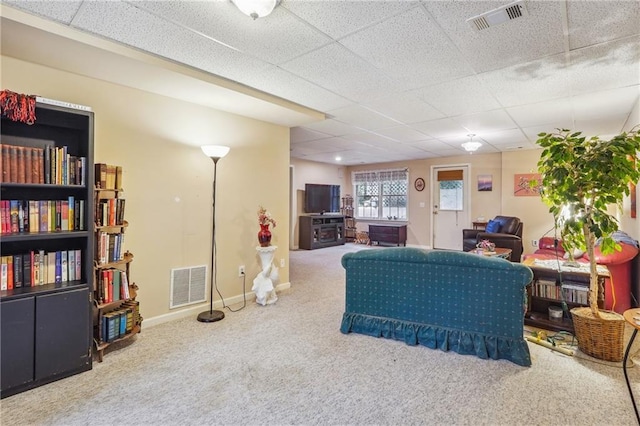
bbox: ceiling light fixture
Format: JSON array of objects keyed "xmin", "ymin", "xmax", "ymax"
[
  {"xmin": 461, "ymin": 134, "xmax": 482, "ymax": 153},
  {"xmin": 231, "ymin": 0, "xmax": 281, "ymax": 20}
]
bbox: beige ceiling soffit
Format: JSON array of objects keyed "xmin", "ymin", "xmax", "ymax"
[{"xmin": 0, "ymin": 5, "xmax": 324, "ymax": 127}]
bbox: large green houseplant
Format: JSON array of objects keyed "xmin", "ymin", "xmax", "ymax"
[{"xmin": 534, "ymin": 127, "xmax": 640, "ymax": 360}]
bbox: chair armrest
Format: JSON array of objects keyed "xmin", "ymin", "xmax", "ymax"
[
  {"xmin": 463, "ymin": 229, "xmax": 481, "ymax": 239},
  {"xmin": 478, "ymin": 232, "xmax": 522, "ymax": 241}
]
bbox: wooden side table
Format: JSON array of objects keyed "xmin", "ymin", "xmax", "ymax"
[
  {"xmin": 472, "ymin": 221, "xmax": 488, "ymax": 230},
  {"xmin": 623, "ymin": 308, "xmax": 640, "ymax": 423}
]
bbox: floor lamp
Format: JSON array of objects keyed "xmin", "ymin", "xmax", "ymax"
[{"xmin": 197, "ymin": 144, "xmax": 230, "ymax": 323}]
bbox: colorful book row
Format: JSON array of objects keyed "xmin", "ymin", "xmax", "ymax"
[
  {"xmin": 0, "ymin": 144, "xmax": 87, "ymax": 185},
  {"xmin": 0, "ymin": 249, "xmax": 82, "ymax": 290},
  {"xmin": 96, "ymin": 232, "xmax": 125, "ymax": 265},
  {"xmin": 99, "ymin": 300, "xmax": 140, "ymax": 343},
  {"xmin": 96, "ymin": 198, "xmax": 126, "ymax": 227},
  {"xmin": 0, "ymin": 198, "xmax": 85, "ymax": 234},
  {"xmin": 97, "ymin": 267, "xmax": 130, "ymax": 304}
]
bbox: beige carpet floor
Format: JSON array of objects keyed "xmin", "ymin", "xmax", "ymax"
[{"xmin": 1, "ymin": 243, "xmax": 640, "ymax": 425}]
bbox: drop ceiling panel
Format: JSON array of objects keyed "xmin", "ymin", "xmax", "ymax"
[
  {"xmin": 290, "ymin": 127, "xmax": 332, "ymax": 144},
  {"xmin": 412, "ymin": 118, "xmax": 470, "ymax": 139},
  {"xmin": 506, "ymin": 98, "xmax": 573, "ymax": 129},
  {"xmin": 340, "ymin": 6, "xmax": 475, "ymax": 89},
  {"xmin": 133, "ymin": 0, "xmax": 332, "ymax": 65},
  {"xmin": 452, "ymin": 110, "xmax": 518, "ymax": 133},
  {"xmin": 479, "ymin": 129, "xmax": 530, "ymax": 146},
  {"xmin": 341, "ymin": 132, "xmax": 397, "ymax": 145},
  {"xmin": 478, "ymin": 53, "xmax": 570, "ymax": 107},
  {"xmin": 363, "ymin": 93, "xmax": 445, "ymax": 124},
  {"xmin": 568, "ymin": 36, "xmax": 640, "ymax": 96},
  {"xmin": 239, "ymin": 65, "xmax": 352, "ymax": 112},
  {"xmin": 424, "ymin": 1, "xmax": 566, "ymax": 73},
  {"xmin": 574, "ymin": 114, "xmax": 630, "ymax": 138},
  {"xmin": 282, "ymin": 0, "xmax": 418, "ymax": 39},
  {"xmin": 327, "ymin": 104, "xmax": 401, "ymax": 130},
  {"xmin": 301, "ymin": 118, "xmax": 362, "ymax": 136},
  {"xmin": 281, "ymin": 42, "xmax": 406, "ymax": 102},
  {"xmin": 4, "ymin": 0, "xmax": 82, "ymax": 24},
  {"xmin": 572, "ymin": 87, "xmax": 640, "ymax": 121},
  {"xmin": 413, "ymin": 75, "xmax": 501, "ymax": 116},
  {"xmin": 522, "ymin": 122, "xmax": 578, "ymax": 141},
  {"xmin": 373, "ymin": 126, "xmax": 431, "ymax": 143},
  {"xmin": 567, "ymin": 1, "xmax": 640, "ymax": 50},
  {"xmin": 411, "ymin": 139, "xmax": 461, "ymax": 151}
]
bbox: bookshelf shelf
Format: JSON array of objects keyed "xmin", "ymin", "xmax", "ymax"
[
  {"xmin": 523, "ymin": 258, "xmax": 607, "ymax": 333},
  {"xmin": 93, "ymin": 252, "xmax": 134, "ymax": 269},
  {"xmin": 1, "ymin": 102, "xmax": 94, "ymax": 398},
  {"xmin": 92, "ymin": 176, "xmax": 141, "ymax": 362},
  {"xmin": 0, "ymin": 230, "xmax": 91, "ymax": 243}
]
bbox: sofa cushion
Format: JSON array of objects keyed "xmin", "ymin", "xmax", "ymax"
[{"xmin": 485, "ymin": 219, "xmax": 501, "ymax": 233}]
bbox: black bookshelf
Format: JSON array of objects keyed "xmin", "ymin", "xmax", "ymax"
[{"xmin": 1, "ymin": 103, "xmax": 94, "ymax": 398}]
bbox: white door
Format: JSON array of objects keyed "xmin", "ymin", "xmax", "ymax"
[{"xmin": 431, "ymin": 165, "xmax": 470, "ymax": 250}]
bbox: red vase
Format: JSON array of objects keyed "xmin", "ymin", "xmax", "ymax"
[{"xmin": 258, "ymin": 224, "xmax": 272, "ymax": 247}]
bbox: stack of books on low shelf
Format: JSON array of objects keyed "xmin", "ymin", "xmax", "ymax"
[{"xmin": 99, "ymin": 300, "xmax": 140, "ymax": 343}]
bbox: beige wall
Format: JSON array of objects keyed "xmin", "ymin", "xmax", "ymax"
[
  {"xmin": 343, "ymin": 153, "xmax": 505, "ymax": 248},
  {"xmin": 2, "ymin": 55, "xmax": 291, "ymax": 323}
]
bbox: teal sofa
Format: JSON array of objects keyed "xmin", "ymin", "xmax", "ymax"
[{"xmin": 340, "ymin": 248, "xmax": 534, "ymax": 366}]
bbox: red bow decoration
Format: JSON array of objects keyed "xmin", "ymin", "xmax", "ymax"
[{"xmin": 0, "ymin": 90, "xmax": 36, "ymax": 124}]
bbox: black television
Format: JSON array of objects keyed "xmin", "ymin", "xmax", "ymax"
[{"xmin": 304, "ymin": 184, "xmax": 340, "ymax": 214}]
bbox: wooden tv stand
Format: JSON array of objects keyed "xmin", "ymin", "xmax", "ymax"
[{"xmin": 299, "ymin": 215, "xmax": 346, "ymax": 250}]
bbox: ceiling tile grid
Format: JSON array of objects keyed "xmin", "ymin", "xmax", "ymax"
[{"xmin": 3, "ymin": 0, "xmax": 639, "ymax": 166}]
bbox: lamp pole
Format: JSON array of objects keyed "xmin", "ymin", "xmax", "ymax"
[{"xmin": 197, "ymin": 145, "xmax": 230, "ymax": 323}]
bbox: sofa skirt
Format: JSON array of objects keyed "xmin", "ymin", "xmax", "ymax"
[{"xmin": 340, "ymin": 312, "xmax": 531, "ymax": 367}]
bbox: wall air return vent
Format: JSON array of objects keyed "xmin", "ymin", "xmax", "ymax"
[
  {"xmin": 467, "ymin": 0, "xmax": 528, "ymax": 32},
  {"xmin": 170, "ymin": 265, "xmax": 207, "ymax": 309}
]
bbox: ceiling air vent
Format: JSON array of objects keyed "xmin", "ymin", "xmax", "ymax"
[{"xmin": 467, "ymin": 0, "xmax": 528, "ymax": 32}]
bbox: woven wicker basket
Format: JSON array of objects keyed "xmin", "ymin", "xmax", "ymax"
[{"xmin": 570, "ymin": 307, "xmax": 625, "ymax": 362}]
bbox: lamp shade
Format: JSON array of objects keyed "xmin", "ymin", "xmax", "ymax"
[
  {"xmin": 201, "ymin": 145, "xmax": 230, "ymax": 159},
  {"xmin": 232, "ymin": 0, "xmax": 279, "ymax": 19}
]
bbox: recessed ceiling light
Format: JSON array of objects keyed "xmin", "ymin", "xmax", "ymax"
[{"xmin": 335, "ymin": 156, "xmax": 342, "ymax": 162}]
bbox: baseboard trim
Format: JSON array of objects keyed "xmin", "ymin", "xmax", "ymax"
[{"xmin": 143, "ymin": 281, "xmax": 292, "ymax": 328}]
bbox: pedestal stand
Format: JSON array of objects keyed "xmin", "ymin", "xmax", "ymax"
[{"xmin": 252, "ymin": 245, "xmax": 279, "ymax": 306}]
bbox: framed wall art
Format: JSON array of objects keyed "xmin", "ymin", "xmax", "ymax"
[
  {"xmin": 514, "ymin": 173, "xmax": 542, "ymax": 197},
  {"xmin": 477, "ymin": 174, "xmax": 492, "ymax": 191}
]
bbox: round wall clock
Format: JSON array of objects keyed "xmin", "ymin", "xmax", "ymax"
[{"xmin": 414, "ymin": 177, "xmax": 425, "ymax": 192}]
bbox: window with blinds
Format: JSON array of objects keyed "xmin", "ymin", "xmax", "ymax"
[{"xmin": 352, "ymin": 169, "xmax": 408, "ymax": 220}]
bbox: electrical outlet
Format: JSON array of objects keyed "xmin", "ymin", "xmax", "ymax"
[
  {"xmin": 238, "ymin": 265, "xmax": 245, "ymax": 277},
  {"xmin": 280, "ymin": 258, "xmax": 285, "ymax": 267},
  {"xmin": 532, "ymin": 239, "xmax": 538, "ymax": 247}
]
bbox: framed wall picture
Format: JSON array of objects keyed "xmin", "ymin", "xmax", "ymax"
[
  {"xmin": 514, "ymin": 173, "xmax": 542, "ymax": 196},
  {"xmin": 414, "ymin": 177, "xmax": 425, "ymax": 192},
  {"xmin": 477, "ymin": 175, "xmax": 492, "ymax": 191}
]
